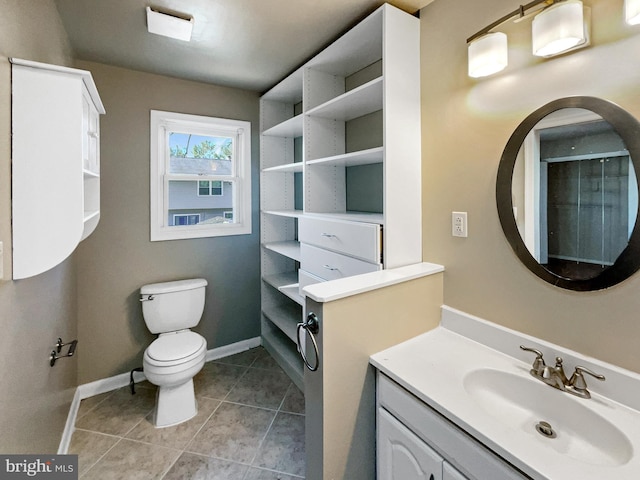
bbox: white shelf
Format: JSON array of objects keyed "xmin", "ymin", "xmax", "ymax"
[
  {"xmin": 83, "ymin": 210, "xmax": 100, "ymax": 222},
  {"xmin": 306, "ymin": 77, "xmax": 383, "ymax": 121},
  {"xmin": 306, "ymin": 146, "xmax": 383, "ymax": 167},
  {"xmin": 83, "ymin": 169, "xmax": 100, "ymax": 178},
  {"xmin": 261, "ymin": 323, "xmax": 304, "ymax": 390},
  {"xmin": 305, "ymin": 211, "xmax": 384, "ymax": 225},
  {"xmin": 262, "ymin": 302, "xmax": 301, "ymax": 341},
  {"xmin": 262, "ymin": 68, "xmax": 303, "ymax": 104},
  {"xmin": 262, "ymin": 114, "xmax": 303, "ymax": 138},
  {"xmin": 264, "ymin": 241, "xmax": 301, "ymax": 261},
  {"xmin": 262, "ymin": 162, "xmax": 304, "ymax": 173},
  {"xmin": 262, "ymin": 210, "xmax": 304, "ymax": 219},
  {"xmin": 263, "ymin": 271, "xmax": 305, "ymax": 305},
  {"xmin": 279, "ymin": 284, "xmax": 304, "ymax": 306}
]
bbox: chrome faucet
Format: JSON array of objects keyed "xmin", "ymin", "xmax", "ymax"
[{"xmin": 520, "ymin": 346, "xmax": 605, "ymax": 399}]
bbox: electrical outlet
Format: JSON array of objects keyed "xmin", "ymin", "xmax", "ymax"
[{"xmin": 452, "ymin": 212, "xmax": 468, "ymax": 237}]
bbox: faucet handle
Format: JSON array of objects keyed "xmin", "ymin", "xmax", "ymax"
[
  {"xmin": 567, "ymin": 366, "xmax": 606, "ymax": 399},
  {"xmin": 520, "ymin": 345, "xmax": 546, "ymax": 376}
]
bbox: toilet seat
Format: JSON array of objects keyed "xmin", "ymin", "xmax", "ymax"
[{"xmin": 144, "ymin": 330, "xmax": 206, "ymax": 367}]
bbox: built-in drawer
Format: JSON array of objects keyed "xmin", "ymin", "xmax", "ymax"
[
  {"xmin": 298, "ymin": 269, "xmax": 325, "ymax": 297},
  {"xmin": 300, "ymin": 243, "xmax": 381, "ymax": 281},
  {"xmin": 299, "ymin": 216, "xmax": 381, "ymax": 263}
]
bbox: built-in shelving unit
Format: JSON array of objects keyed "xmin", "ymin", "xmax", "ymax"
[
  {"xmin": 11, "ymin": 58, "xmax": 105, "ymax": 279},
  {"xmin": 259, "ymin": 4, "xmax": 421, "ymax": 389}
]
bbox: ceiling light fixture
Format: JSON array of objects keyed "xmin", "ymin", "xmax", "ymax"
[
  {"xmin": 625, "ymin": 0, "xmax": 640, "ymax": 25},
  {"xmin": 467, "ymin": 0, "xmax": 592, "ymax": 78},
  {"xmin": 146, "ymin": 6, "xmax": 194, "ymax": 42}
]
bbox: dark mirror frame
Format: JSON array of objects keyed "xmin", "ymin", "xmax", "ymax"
[{"xmin": 496, "ymin": 96, "xmax": 640, "ymax": 291}]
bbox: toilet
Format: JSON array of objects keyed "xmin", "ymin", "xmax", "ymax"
[{"xmin": 140, "ymin": 278, "xmax": 208, "ymax": 428}]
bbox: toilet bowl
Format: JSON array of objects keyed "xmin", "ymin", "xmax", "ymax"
[{"xmin": 140, "ymin": 278, "xmax": 208, "ymax": 428}]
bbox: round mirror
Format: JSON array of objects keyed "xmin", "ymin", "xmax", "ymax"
[{"xmin": 496, "ymin": 97, "xmax": 640, "ymax": 290}]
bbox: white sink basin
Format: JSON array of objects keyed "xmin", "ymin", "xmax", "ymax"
[
  {"xmin": 463, "ymin": 368, "xmax": 633, "ymax": 467},
  {"xmin": 371, "ymin": 321, "xmax": 640, "ymax": 480}
]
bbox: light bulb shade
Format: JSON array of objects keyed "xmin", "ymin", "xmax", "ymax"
[
  {"xmin": 532, "ymin": 0, "xmax": 586, "ymax": 57},
  {"xmin": 626, "ymin": 0, "xmax": 640, "ymax": 25},
  {"xmin": 468, "ymin": 32, "xmax": 508, "ymax": 78}
]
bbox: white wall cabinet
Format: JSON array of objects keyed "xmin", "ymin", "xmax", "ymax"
[
  {"xmin": 11, "ymin": 59, "xmax": 105, "ymax": 279},
  {"xmin": 260, "ymin": 3, "xmax": 421, "ymax": 388}
]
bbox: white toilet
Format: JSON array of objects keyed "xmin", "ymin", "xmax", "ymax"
[{"xmin": 140, "ymin": 278, "xmax": 208, "ymax": 428}]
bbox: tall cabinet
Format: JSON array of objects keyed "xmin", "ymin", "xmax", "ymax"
[
  {"xmin": 260, "ymin": 4, "xmax": 421, "ymax": 388},
  {"xmin": 11, "ymin": 59, "xmax": 105, "ymax": 280}
]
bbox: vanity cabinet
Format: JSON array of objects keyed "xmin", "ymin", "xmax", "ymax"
[
  {"xmin": 11, "ymin": 58, "xmax": 105, "ymax": 279},
  {"xmin": 378, "ymin": 407, "xmax": 447, "ymax": 480},
  {"xmin": 377, "ymin": 373, "xmax": 529, "ymax": 480},
  {"xmin": 260, "ymin": 3, "xmax": 421, "ymax": 388}
]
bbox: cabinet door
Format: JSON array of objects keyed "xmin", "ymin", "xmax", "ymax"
[
  {"xmin": 378, "ymin": 408, "xmax": 443, "ymax": 480},
  {"xmin": 443, "ymin": 462, "xmax": 469, "ymax": 480}
]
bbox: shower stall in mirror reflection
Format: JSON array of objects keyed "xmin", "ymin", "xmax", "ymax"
[
  {"xmin": 512, "ymin": 107, "xmax": 638, "ymax": 280},
  {"xmin": 496, "ymin": 96, "xmax": 640, "ymax": 291}
]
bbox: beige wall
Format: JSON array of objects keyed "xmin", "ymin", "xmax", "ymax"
[
  {"xmin": 421, "ymin": 0, "xmax": 640, "ymax": 373},
  {"xmin": 73, "ymin": 61, "xmax": 261, "ymax": 384},
  {"xmin": 306, "ymin": 273, "xmax": 443, "ymax": 480},
  {"xmin": 0, "ymin": 0, "xmax": 78, "ymax": 453}
]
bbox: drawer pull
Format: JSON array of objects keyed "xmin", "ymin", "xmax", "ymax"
[
  {"xmin": 320, "ymin": 232, "xmax": 336, "ymax": 238},
  {"xmin": 323, "ymin": 264, "xmax": 338, "ymax": 271}
]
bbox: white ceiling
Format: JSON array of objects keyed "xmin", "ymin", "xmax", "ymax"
[{"xmin": 54, "ymin": 0, "xmax": 433, "ymax": 93}]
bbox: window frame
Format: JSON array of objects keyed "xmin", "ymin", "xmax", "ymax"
[{"xmin": 150, "ymin": 110, "xmax": 252, "ymax": 241}]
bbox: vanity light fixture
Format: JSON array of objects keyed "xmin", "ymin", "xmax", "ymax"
[
  {"xmin": 532, "ymin": 0, "xmax": 587, "ymax": 57},
  {"xmin": 467, "ymin": 0, "xmax": 591, "ymax": 78},
  {"xmin": 468, "ymin": 32, "xmax": 508, "ymax": 78},
  {"xmin": 146, "ymin": 6, "xmax": 194, "ymax": 42},
  {"xmin": 625, "ymin": 0, "xmax": 640, "ymax": 25}
]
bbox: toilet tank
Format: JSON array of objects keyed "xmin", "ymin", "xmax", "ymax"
[{"xmin": 140, "ymin": 278, "xmax": 208, "ymax": 334}]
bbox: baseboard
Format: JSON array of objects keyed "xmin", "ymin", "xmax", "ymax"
[
  {"xmin": 57, "ymin": 388, "xmax": 82, "ymax": 454},
  {"xmin": 58, "ymin": 336, "xmax": 262, "ymax": 453},
  {"xmin": 205, "ymin": 336, "xmax": 261, "ymax": 362}
]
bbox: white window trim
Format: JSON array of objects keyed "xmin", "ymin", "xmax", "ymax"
[{"xmin": 150, "ymin": 110, "xmax": 252, "ymax": 241}]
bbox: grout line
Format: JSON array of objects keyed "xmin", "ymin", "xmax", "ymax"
[
  {"xmin": 79, "ymin": 435, "xmax": 124, "ymax": 477},
  {"xmin": 180, "ymin": 398, "xmax": 225, "ymax": 455}
]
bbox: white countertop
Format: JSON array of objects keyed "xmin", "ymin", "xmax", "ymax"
[
  {"xmin": 303, "ymin": 262, "xmax": 444, "ymax": 303},
  {"xmin": 371, "ymin": 307, "xmax": 640, "ymax": 480}
]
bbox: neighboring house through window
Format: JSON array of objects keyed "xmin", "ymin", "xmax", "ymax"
[{"xmin": 150, "ymin": 110, "xmax": 251, "ymax": 240}]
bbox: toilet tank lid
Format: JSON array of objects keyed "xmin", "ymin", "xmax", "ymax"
[{"xmin": 141, "ymin": 278, "xmax": 208, "ymax": 295}]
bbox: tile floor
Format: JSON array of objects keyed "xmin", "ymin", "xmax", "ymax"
[{"xmin": 69, "ymin": 347, "xmax": 305, "ymax": 479}]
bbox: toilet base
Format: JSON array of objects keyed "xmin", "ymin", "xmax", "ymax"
[{"xmin": 153, "ymin": 379, "xmax": 198, "ymax": 428}]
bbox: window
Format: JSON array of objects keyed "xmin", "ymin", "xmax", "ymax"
[
  {"xmin": 150, "ymin": 110, "xmax": 251, "ymax": 241},
  {"xmin": 198, "ymin": 180, "xmax": 223, "ymax": 196},
  {"xmin": 173, "ymin": 214, "xmax": 200, "ymax": 226}
]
